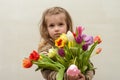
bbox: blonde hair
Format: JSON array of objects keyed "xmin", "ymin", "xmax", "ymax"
[
  {"xmin": 38, "ymin": 7, "xmax": 73, "ymax": 52},
  {"xmin": 40, "ymin": 6, "xmax": 73, "ymax": 41}
]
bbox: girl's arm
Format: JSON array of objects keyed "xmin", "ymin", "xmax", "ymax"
[
  {"xmin": 85, "ymin": 70, "xmax": 95, "ymax": 80},
  {"xmin": 41, "ymin": 69, "xmax": 57, "ymax": 80},
  {"xmin": 41, "ymin": 69, "xmax": 94, "ymax": 80},
  {"xmin": 85, "ymin": 61, "xmax": 95, "ymax": 80},
  {"xmin": 41, "ymin": 69, "xmax": 68, "ymax": 80}
]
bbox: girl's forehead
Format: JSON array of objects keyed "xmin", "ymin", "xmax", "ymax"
[{"xmin": 45, "ymin": 13, "xmax": 66, "ymax": 20}]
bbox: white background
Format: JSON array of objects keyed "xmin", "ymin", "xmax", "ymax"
[{"xmin": 0, "ymin": 0, "xmax": 120, "ymax": 80}]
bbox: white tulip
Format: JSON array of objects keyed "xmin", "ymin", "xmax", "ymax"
[{"xmin": 66, "ymin": 31, "xmax": 75, "ymax": 41}]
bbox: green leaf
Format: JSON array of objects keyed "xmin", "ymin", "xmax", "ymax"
[
  {"xmin": 56, "ymin": 67, "xmax": 65, "ymax": 80},
  {"xmin": 35, "ymin": 66, "xmax": 41, "ymax": 71}
]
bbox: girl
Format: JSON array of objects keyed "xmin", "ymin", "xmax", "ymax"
[{"xmin": 38, "ymin": 6, "xmax": 95, "ymax": 80}]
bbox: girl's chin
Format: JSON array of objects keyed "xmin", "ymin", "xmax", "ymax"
[
  {"xmin": 53, "ymin": 36, "xmax": 59, "ymax": 40},
  {"xmin": 55, "ymin": 35, "xmax": 60, "ymax": 39}
]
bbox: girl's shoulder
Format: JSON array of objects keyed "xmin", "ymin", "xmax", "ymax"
[{"xmin": 38, "ymin": 39, "xmax": 52, "ymax": 53}]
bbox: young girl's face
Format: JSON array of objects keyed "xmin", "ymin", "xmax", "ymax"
[{"xmin": 46, "ymin": 13, "xmax": 67, "ymax": 40}]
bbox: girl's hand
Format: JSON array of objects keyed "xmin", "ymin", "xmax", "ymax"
[
  {"xmin": 67, "ymin": 73, "xmax": 85, "ymax": 80},
  {"xmin": 78, "ymin": 73, "xmax": 85, "ymax": 80}
]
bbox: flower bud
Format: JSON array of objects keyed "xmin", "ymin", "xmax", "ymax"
[
  {"xmin": 96, "ymin": 48, "xmax": 102, "ymax": 54},
  {"xmin": 82, "ymin": 44, "xmax": 88, "ymax": 51},
  {"xmin": 67, "ymin": 64, "xmax": 80, "ymax": 77}
]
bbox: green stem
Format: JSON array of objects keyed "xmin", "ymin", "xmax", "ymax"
[
  {"xmin": 74, "ymin": 57, "xmax": 77, "ymax": 64},
  {"xmin": 87, "ymin": 42, "xmax": 98, "ymax": 61}
]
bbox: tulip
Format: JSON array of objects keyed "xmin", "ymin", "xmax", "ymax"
[
  {"xmin": 67, "ymin": 64, "xmax": 80, "ymax": 77},
  {"xmin": 55, "ymin": 33, "xmax": 68, "ymax": 48},
  {"xmin": 66, "ymin": 31, "xmax": 75, "ymax": 41},
  {"xmin": 55, "ymin": 38, "xmax": 66, "ymax": 48},
  {"xmin": 75, "ymin": 34, "xmax": 83, "ymax": 44},
  {"xmin": 59, "ymin": 33, "xmax": 68, "ymax": 42},
  {"xmin": 72, "ymin": 32, "xmax": 76, "ymax": 38},
  {"xmin": 82, "ymin": 44, "xmax": 88, "ymax": 51},
  {"xmin": 82, "ymin": 34, "xmax": 93, "ymax": 45},
  {"xmin": 96, "ymin": 48, "xmax": 102, "ymax": 54},
  {"xmin": 76, "ymin": 26, "xmax": 84, "ymax": 35},
  {"xmin": 29, "ymin": 50, "xmax": 39, "ymax": 61},
  {"xmin": 58, "ymin": 48, "xmax": 65, "ymax": 57},
  {"xmin": 68, "ymin": 41, "xmax": 74, "ymax": 48},
  {"xmin": 22, "ymin": 58, "xmax": 33, "ymax": 68},
  {"xmin": 94, "ymin": 35, "xmax": 102, "ymax": 44},
  {"xmin": 48, "ymin": 48, "xmax": 57, "ymax": 58}
]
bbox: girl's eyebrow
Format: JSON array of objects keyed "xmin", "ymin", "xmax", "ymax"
[{"xmin": 49, "ymin": 24, "xmax": 54, "ymax": 26}]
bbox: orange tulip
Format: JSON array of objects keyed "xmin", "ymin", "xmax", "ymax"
[
  {"xmin": 96, "ymin": 48, "xmax": 102, "ymax": 54},
  {"xmin": 22, "ymin": 58, "xmax": 33, "ymax": 68},
  {"xmin": 94, "ymin": 35, "xmax": 102, "ymax": 44}
]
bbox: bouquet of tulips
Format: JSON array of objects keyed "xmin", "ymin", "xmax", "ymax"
[{"xmin": 22, "ymin": 26, "xmax": 102, "ymax": 80}]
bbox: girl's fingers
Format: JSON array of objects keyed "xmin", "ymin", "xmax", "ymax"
[{"xmin": 78, "ymin": 74, "xmax": 85, "ymax": 80}]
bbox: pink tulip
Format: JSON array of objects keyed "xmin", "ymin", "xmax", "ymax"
[
  {"xmin": 67, "ymin": 64, "xmax": 81, "ymax": 77},
  {"xmin": 76, "ymin": 26, "xmax": 84, "ymax": 36}
]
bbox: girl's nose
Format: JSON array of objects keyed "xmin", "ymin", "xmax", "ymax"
[{"xmin": 54, "ymin": 26, "xmax": 59, "ymax": 31}]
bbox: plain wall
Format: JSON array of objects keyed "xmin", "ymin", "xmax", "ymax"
[{"xmin": 0, "ymin": 0, "xmax": 120, "ymax": 80}]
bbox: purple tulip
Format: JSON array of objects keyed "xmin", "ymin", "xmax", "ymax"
[
  {"xmin": 81, "ymin": 34, "xmax": 87, "ymax": 39},
  {"xmin": 58, "ymin": 48, "xmax": 65, "ymax": 57},
  {"xmin": 82, "ymin": 34, "xmax": 93, "ymax": 45},
  {"xmin": 75, "ymin": 34, "xmax": 83, "ymax": 44},
  {"xmin": 82, "ymin": 44, "xmax": 88, "ymax": 51}
]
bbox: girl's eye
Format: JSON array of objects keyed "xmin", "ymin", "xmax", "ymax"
[
  {"xmin": 59, "ymin": 23, "xmax": 64, "ymax": 26},
  {"xmin": 49, "ymin": 24, "xmax": 54, "ymax": 27}
]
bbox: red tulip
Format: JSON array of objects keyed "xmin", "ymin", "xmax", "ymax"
[{"xmin": 29, "ymin": 50, "xmax": 39, "ymax": 61}]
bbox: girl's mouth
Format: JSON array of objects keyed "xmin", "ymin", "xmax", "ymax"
[{"xmin": 54, "ymin": 33, "xmax": 61, "ymax": 38}]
